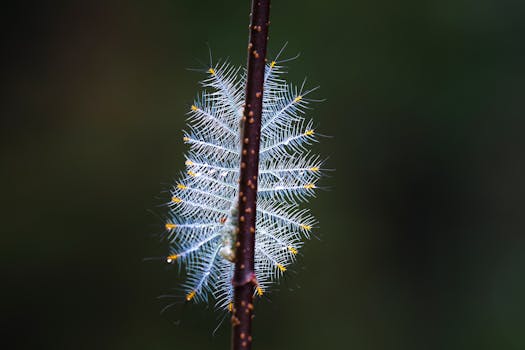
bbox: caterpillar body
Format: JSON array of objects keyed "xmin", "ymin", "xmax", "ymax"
[{"xmin": 164, "ymin": 55, "xmax": 323, "ymax": 311}]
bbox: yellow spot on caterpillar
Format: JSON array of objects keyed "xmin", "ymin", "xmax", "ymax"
[
  {"xmin": 177, "ymin": 184, "xmax": 187, "ymax": 190},
  {"xmin": 228, "ymin": 302, "xmax": 233, "ymax": 312},
  {"xmin": 270, "ymin": 61, "xmax": 276, "ymax": 68},
  {"xmin": 183, "ymin": 136, "xmax": 190, "ymax": 142},
  {"xmin": 300, "ymin": 224, "xmax": 312, "ymax": 231},
  {"xmin": 310, "ymin": 167, "xmax": 320, "ymax": 172},
  {"xmin": 166, "ymin": 254, "xmax": 178, "ymax": 263},
  {"xmin": 277, "ymin": 264, "xmax": 286, "ymax": 272},
  {"xmin": 191, "ymin": 105, "xmax": 198, "ymax": 111},
  {"xmin": 165, "ymin": 223, "xmax": 177, "ymax": 230},
  {"xmin": 256, "ymin": 286, "xmax": 264, "ymax": 296},
  {"xmin": 294, "ymin": 95, "xmax": 302, "ymax": 103},
  {"xmin": 208, "ymin": 68, "xmax": 215, "ymax": 75},
  {"xmin": 304, "ymin": 129, "xmax": 315, "ymax": 136},
  {"xmin": 185, "ymin": 160, "xmax": 194, "ymax": 166},
  {"xmin": 186, "ymin": 290, "xmax": 196, "ymax": 301},
  {"xmin": 304, "ymin": 183, "xmax": 316, "ymax": 189},
  {"xmin": 171, "ymin": 197, "xmax": 182, "ymax": 203},
  {"xmin": 187, "ymin": 170, "xmax": 196, "ymax": 177},
  {"xmin": 288, "ymin": 246, "xmax": 298, "ymax": 255}
]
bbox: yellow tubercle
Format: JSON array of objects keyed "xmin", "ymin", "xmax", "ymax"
[
  {"xmin": 171, "ymin": 197, "xmax": 182, "ymax": 203},
  {"xmin": 165, "ymin": 223, "xmax": 177, "ymax": 230},
  {"xmin": 288, "ymin": 246, "xmax": 298, "ymax": 255},
  {"xmin": 183, "ymin": 136, "xmax": 190, "ymax": 142},
  {"xmin": 304, "ymin": 129, "xmax": 315, "ymax": 136},
  {"xmin": 310, "ymin": 167, "xmax": 320, "ymax": 172},
  {"xmin": 304, "ymin": 183, "xmax": 316, "ymax": 189},
  {"xmin": 300, "ymin": 224, "xmax": 312, "ymax": 231},
  {"xmin": 177, "ymin": 184, "xmax": 187, "ymax": 190},
  {"xmin": 256, "ymin": 286, "xmax": 264, "ymax": 297},
  {"xmin": 166, "ymin": 254, "xmax": 178, "ymax": 263},
  {"xmin": 277, "ymin": 264, "xmax": 287, "ymax": 272},
  {"xmin": 185, "ymin": 160, "xmax": 194, "ymax": 166},
  {"xmin": 191, "ymin": 105, "xmax": 198, "ymax": 111},
  {"xmin": 228, "ymin": 302, "xmax": 233, "ymax": 312},
  {"xmin": 208, "ymin": 68, "xmax": 216, "ymax": 75},
  {"xmin": 186, "ymin": 290, "xmax": 196, "ymax": 301},
  {"xmin": 294, "ymin": 95, "xmax": 302, "ymax": 103},
  {"xmin": 187, "ymin": 170, "xmax": 196, "ymax": 177},
  {"xmin": 270, "ymin": 61, "xmax": 276, "ymax": 68}
]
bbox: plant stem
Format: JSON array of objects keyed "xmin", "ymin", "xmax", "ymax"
[{"xmin": 231, "ymin": 0, "xmax": 271, "ymax": 349}]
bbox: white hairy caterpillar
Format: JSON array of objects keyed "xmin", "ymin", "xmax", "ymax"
[{"xmin": 163, "ymin": 52, "xmax": 323, "ymax": 311}]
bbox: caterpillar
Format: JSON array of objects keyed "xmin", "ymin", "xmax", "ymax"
[{"xmin": 163, "ymin": 51, "xmax": 323, "ymax": 311}]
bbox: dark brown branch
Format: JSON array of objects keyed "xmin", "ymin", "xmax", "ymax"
[{"xmin": 231, "ymin": 0, "xmax": 271, "ymax": 349}]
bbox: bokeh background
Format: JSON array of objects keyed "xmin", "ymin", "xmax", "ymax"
[{"xmin": 2, "ymin": 1, "xmax": 524, "ymax": 349}]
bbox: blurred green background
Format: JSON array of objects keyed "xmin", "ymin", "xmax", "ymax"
[{"xmin": 1, "ymin": 1, "xmax": 524, "ymax": 349}]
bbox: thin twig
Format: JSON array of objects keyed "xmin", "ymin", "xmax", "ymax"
[{"xmin": 231, "ymin": 1, "xmax": 271, "ymax": 349}]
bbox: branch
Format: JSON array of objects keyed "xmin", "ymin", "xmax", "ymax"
[{"xmin": 231, "ymin": 1, "xmax": 271, "ymax": 349}]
